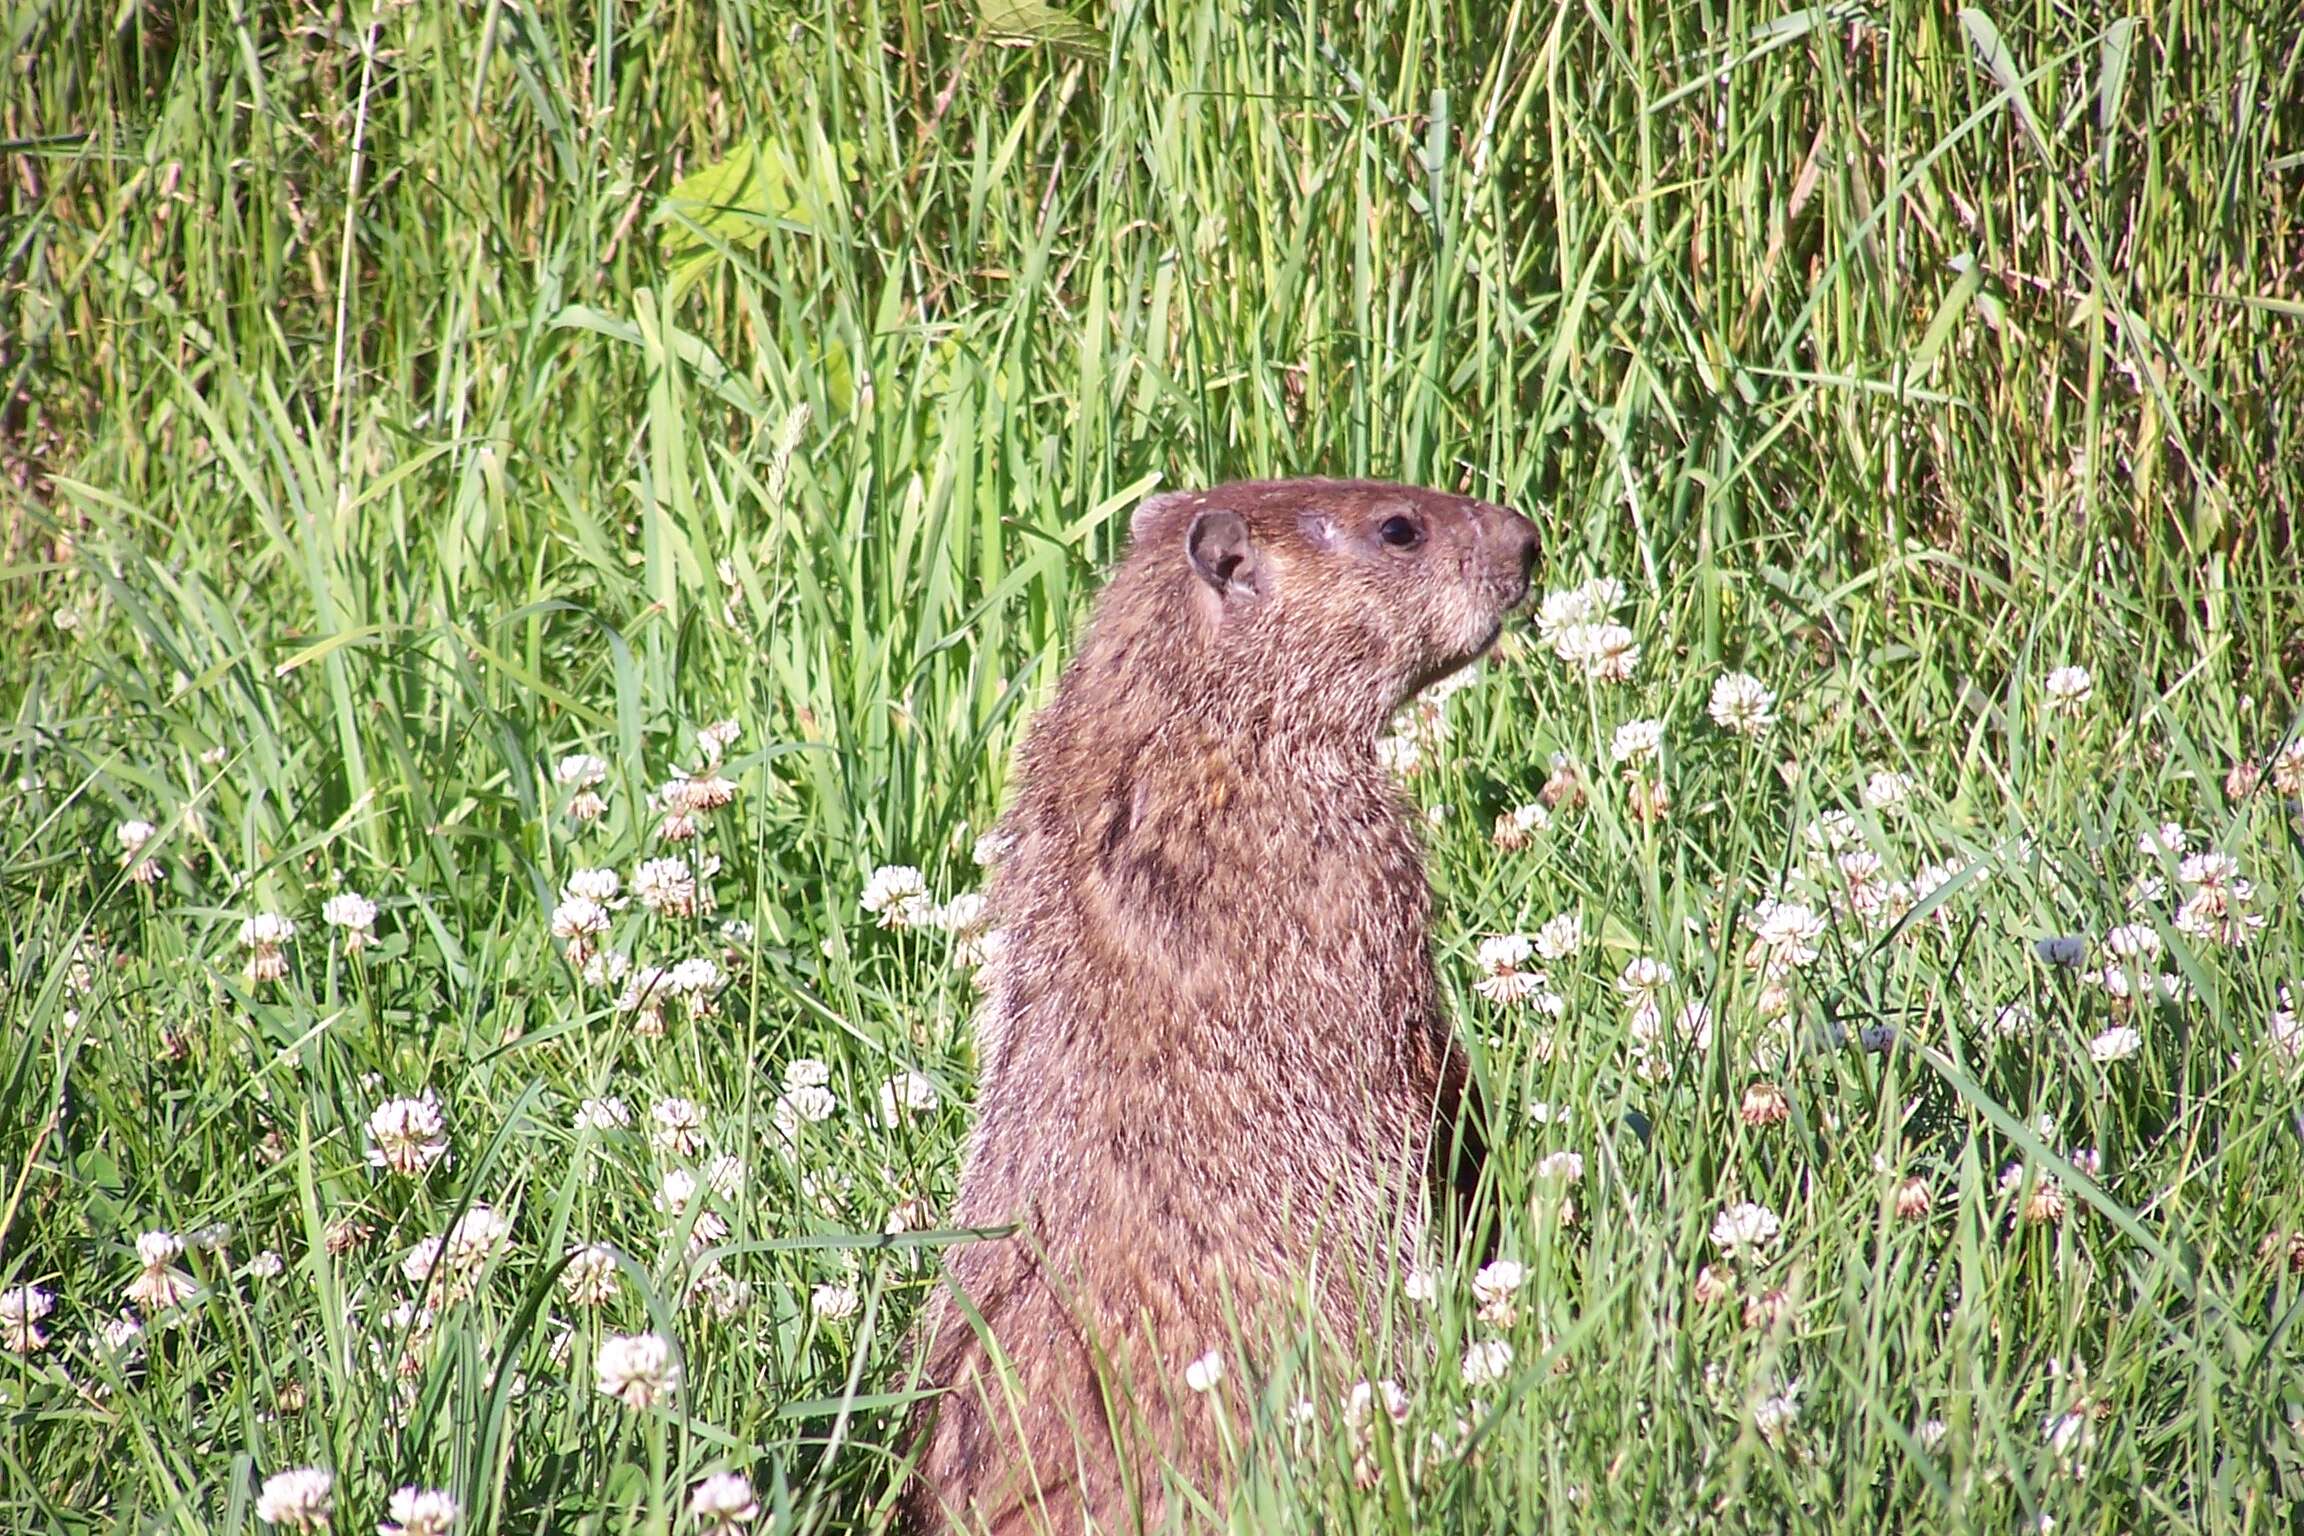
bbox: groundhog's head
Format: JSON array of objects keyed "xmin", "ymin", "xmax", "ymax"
[{"xmin": 1120, "ymin": 478, "xmax": 1539, "ymax": 735}]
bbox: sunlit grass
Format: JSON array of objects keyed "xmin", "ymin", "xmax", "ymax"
[{"xmin": 4, "ymin": 0, "xmax": 2303, "ymax": 1530}]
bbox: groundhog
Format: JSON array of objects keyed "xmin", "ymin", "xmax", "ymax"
[{"xmin": 903, "ymin": 478, "xmax": 1538, "ymax": 1534}]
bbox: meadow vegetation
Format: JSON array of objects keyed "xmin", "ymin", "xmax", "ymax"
[{"xmin": 5, "ymin": 0, "xmax": 2303, "ymax": 1530}]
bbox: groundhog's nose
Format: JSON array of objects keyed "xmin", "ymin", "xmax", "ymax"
[{"xmin": 1480, "ymin": 503, "xmax": 1539, "ymax": 604}]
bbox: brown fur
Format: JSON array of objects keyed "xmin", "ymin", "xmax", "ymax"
[{"xmin": 903, "ymin": 479, "xmax": 1538, "ymax": 1534}]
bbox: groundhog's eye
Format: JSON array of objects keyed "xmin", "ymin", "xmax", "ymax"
[{"xmin": 1378, "ymin": 515, "xmax": 1424, "ymax": 550}]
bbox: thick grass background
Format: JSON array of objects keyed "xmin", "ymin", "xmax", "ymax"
[{"xmin": 5, "ymin": 0, "xmax": 2304, "ymax": 1531}]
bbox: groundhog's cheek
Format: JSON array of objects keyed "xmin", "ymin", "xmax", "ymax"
[{"xmin": 1437, "ymin": 584, "xmax": 1503, "ymax": 659}]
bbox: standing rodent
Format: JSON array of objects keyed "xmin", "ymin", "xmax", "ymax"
[{"xmin": 903, "ymin": 479, "xmax": 1539, "ymax": 1534}]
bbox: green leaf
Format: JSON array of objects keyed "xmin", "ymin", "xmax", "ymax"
[
  {"xmin": 656, "ymin": 140, "xmax": 799, "ymax": 303},
  {"xmin": 977, "ymin": 0, "xmax": 1107, "ymax": 56},
  {"xmin": 1958, "ymin": 8, "xmax": 2052, "ymax": 163}
]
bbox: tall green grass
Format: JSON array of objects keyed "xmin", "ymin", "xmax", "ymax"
[{"xmin": 4, "ymin": 0, "xmax": 2302, "ymax": 1530}]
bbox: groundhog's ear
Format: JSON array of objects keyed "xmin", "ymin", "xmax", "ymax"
[
  {"xmin": 1130, "ymin": 489, "xmax": 1200, "ymax": 545},
  {"xmin": 1187, "ymin": 510, "xmax": 1259, "ymax": 597}
]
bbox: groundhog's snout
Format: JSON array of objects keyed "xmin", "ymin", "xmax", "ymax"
[{"xmin": 1475, "ymin": 502, "xmax": 1540, "ymax": 609}]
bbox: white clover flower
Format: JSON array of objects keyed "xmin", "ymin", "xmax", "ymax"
[
  {"xmin": 1745, "ymin": 898, "xmax": 1827, "ymax": 972},
  {"xmin": 1916, "ymin": 1418, "xmax": 1949, "ymax": 1453},
  {"xmin": 655, "ymin": 1168, "xmax": 705, "ymax": 1216},
  {"xmin": 555, "ymin": 753, "xmax": 609, "ymax": 788},
  {"xmin": 320, "ymin": 892, "xmax": 377, "ymax": 950},
  {"xmin": 2042, "ymin": 1408, "xmax": 2095, "ymax": 1474},
  {"xmin": 691, "ymin": 1266, "xmax": 753, "ymax": 1320},
  {"xmin": 659, "ymin": 770, "xmax": 736, "ymax": 817},
  {"xmin": 772, "ymin": 1086, "xmax": 838, "ymax": 1143},
  {"xmin": 650, "ymin": 1098, "xmax": 707, "ymax": 1158},
  {"xmin": 1836, "ymin": 848, "xmax": 1883, "ymax": 889},
  {"xmin": 377, "ymin": 1488, "xmax": 460, "ymax": 1536},
  {"xmin": 701, "ymin": 1154, "xmax": 745, "ymax": 1202},
  {"xmin": 1475, "ymin": 934, "xmax": 1534, "ymax": 974},
  {"xmin": 668, "ymin": 956, "xmax": 723, "ymax": 1003},
  {"xmin": 1610, "ymin": 718, "xmax": 1665, "ymax": 765},
  {"xmin": 2088, "ymin": 1026, "xmax": 2142, "ymax": 1064},
  {"xmin": 1554, "ymin": 621, "xmax": 1639, "ymax": 682},
  {"xmin": 1491, "ymin": 803, "xmax": 1550, "ymax": 850},
  {"xmin": 2270, "ymin": 988, "xmax": 2301, "ymax": 1064},
  {"xmin": 116, "ymin": 820, "xmax": 163, "ymax": 883},
  {"xmin": 1615, "ymin": 957, "xmax": 1672, "ymax": 1001},
  {"xmin": 563, "ymin": 868, "xmax": 621, "ymax": 905},
  {"xmin": 1989, "ymin": 1001, "xmax": 2036, "ymax": 1039},
  {"xmin": 1, "ymin": 1284, "xmax": 54, "ymax": 1352},
  {"xmin": 2179, "ymin": 851, "xmax": 2243, "ymax": 890},
  {"xmin": 97, "ymin": 1311, "xmax": 145, "ymax": 1361},
  {"xmin": 549, "ymin": 896, "xmax": 611, "ymax": 943},
  {"xmin": 935, "ymin": 891, "xmax": 989, "ymax": 937},
  {"xmin": 400, "ymin": 1236, "xmax": 446, "ymax": 1291},
  {"xmin": 688, "ymin": 1472, "xmax": 758, "ymax": 1535},
  {"xmin": 1802, "ymin": 810, "xmax": 1863, "ymax": 855},
  {"xmin": 1460, "ymin": 1338, "xmax": 1514, "ymax": 1388},
  {"xmin": 1389, "ymin": 697, "xmax": 1452, "ymax": 752},
  {"xmin": 1183, "ymin": 1350, "xmax": 1225, "ymax": 1393},
  {"xmin": 1342, "ymin": 1378, "xmax": 1411, "ymax": 1429},
  {"xmin": 1472, "ymin": 1260, "xmax": 1527, "ymax": 1307},
  {"xmin": 634, "ymin": 858, "xmax": 703, "ymax": 918},
  {"xmin": 1533, "ymin": 577, "xmax": 1624, "ymax": 644},
  {"xmin": 126, "ymin": 1230, "xmax": 197, "ymax": 1312},
  {"xmin": 1471, "ymin": 933, "xmax": 1562, "ymax": 1009},
  {"xmin": 1534, "ymin": 1150, "xmax": 1584, "ymax": 1183},
  {"xmin": 1403, "ymin": 1269, "xmax": 1438, "ymax": 1304},
  {"xmin": 1861, "ymin": 770, "xmax": 1915, "ymax": 809},
  {"xmin": 574, "ymin": 1097, "xmax": 631, "ymax": 1132},
  {"xmin": 616, "ymin": 965, "xmax": 675, "ymax": 1033},
  {"xmin": 810, "ymin": 1283, "xmax": 861, "ymax": 1321},
  {"xmin": 581, "ymin": 948, "xmax": 630, "ymax": 988},
  {"xmin": 1707, "ymin": 672, "xmax": 1776, "ymax": 736},
  {"xmin": 1475, "ymin": 969, "xmax": 1564, "ymax": 1010},
  {"xmin": 2043, "ymin": 666, "xmax": 2093, "ymax": 712},
  {"xmin": 883, "ymin": 1198, "xmax": 935, "ymax": 1236},
  {"xmin": 1374, "ymin": 734, "xmax": 1422, "ymax": 776},
  {"xmin": 2173, "ymin": 871, "xmax": 2266, "ymax": 948},
  {"xmin": 562, "ymin": 1244, "xmax": 621, "ymax": 1307},
  {"xmin": 859, "ymin": 865, "xmax": 933, "ymax": 927},
  {"xmin": 595, "ymin": 1332, "xmax": 680, "ymax": 1409},
  {"xmin": 2102, "ymin": 924, "xmax": 2162, "ymax": 962},
  {"xmin": 440, "ymin": 1206, "xmax": 511, "ymax": 1276},
  {"xmin": 1752, "ymin": 1381, "xmax": 1804, "ymax": 1443},
  {"xmin": 239, "ymin": 913, "xmax": 297, "ymax": 948},
  {"xmin": 1674, "ymin": 1001, "xmax": 1716, "ymax": 1052},
  {"xmin": 1709, "ymin": 1201, "xmax": 1782, "ymax": 1258},
  {"xmin": 255, "ymin": 1467, "xmax": 334, "ymax": 1531},
  {"xmin": 1532, "ymin": 912, "xmax": 1584, "ymax": 960},
  {"xmin": 2137, "ymin": 822, "xmax": 2188, "ymax": 858},
  {"xmin": 366, "ymin": 1094, "xmax": 450, "ymax": 1177},
  {"xmin": 783, "ymin": 1058, "xmax": 831, "ymax": 1090},
  {"xmin": 238, "ymin": 912, "xmax": 295, "ymax": 984},
  {"xmin": 697, "ymin": 718, "xmax": 742, "ymax": 761},
  {"xmin": 878, "ymin": 1071, "xmax": 938, "ymax": 1126},
  {"xmin": 935, "ymin": 892, "xmax": 999, "ymax": 966}
]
